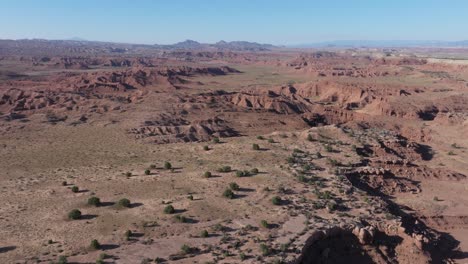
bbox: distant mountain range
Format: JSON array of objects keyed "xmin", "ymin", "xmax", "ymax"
[
  {"xmin": 289, "ymin": 40, "xmax": 468, "ymax": 48},
  {"xmin": 155, "ymin": 39, "xmax": 276, "ymax": 51}
]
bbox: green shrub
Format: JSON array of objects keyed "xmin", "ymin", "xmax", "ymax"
[
  {"xmin": 96, "ymin": 259, "xmax": 104, "ymax": 264},
  {"xmin": 240, "ymin": 252, "xmax": 247, "ymax": 260},
  {"xmin": 203, "ymin": 145, "xmax": 210, "ymax": 151},
  {"xmin": 223, "ymin": 188, "xmax": 235, "ymax": 199},
  {"xmin": 213, "ymin": 137, "xmax": 220, "ymax": 144},
  {"xmin": 144, "ymin": 169, "xmax": 151, "ymax": 175},
  {"xmin": 229, "ymin": 182, "xmax": 240, "ymax": 191},
  {"xmin": 125, "ymin": 172, "xmax": 132, "ymax": 177},
  {"xmin": 250, "ymin": 168, "xmax": 259, "ymax": 174},
  {"xmin": 118, "ymin": 198, "xmax": 131, "ymax": 208},
  {"xmin": 124, "ymin": 230, "xmax": 132, "ymax": 240},
  {"xmin": 68, "ymin": 209, "xmax": 81, "ymax": 220},
  {"xmin": 181, "ymin": 244, "xmax": 193, "ymax": 254},
  {"xmin": 217, "ymin": 166, "xmax": 231, "ymax": 173},
  {"xmin": 271, "ymin": 196, "xmax": 281, "ymax": 205},
  {"xmin": 257, "ymin": 135, "xmax": 265, "ymax": 140},
  {"xmin": 174, "ymin": 215, "xmax": 187, "ymax": 223},
  {"xmin": 57, "ymin": 256, "xmax": 68, "ymax": 264},
  {"xmin": 203, "ymin": 171, "xmax": 212, "ymax": 178},
  {"xmin": 268, "ymin": 138, "xmax": 274, "ymax": 143},
  {"xmin": 235, "ymin": 170, "xmax": 246, "ymax": 177},
  {"xmin": 260, "ymin": 243, "xmax": 270, "ymax": 256},
  {"xmin": 90, "ymin": 239, "xmax": 100, "ymax": 250},
  {"xmin": 87, "ymin": 196, "xmax": 101, "ymax": 207},
  {"xmin": 164, "ymin": 205, "xmax": 175, "ymax": 214},
  {"xmin": 252, "ymin": 144, "xmax": 260, "ymax": 150},
  {"xmin": 260, "ymin": 220, "xmax": 269, "ymax": 228},
  {"xmin": 324, "ymin": 145, "xmax": 333, "ymax": 152},
  {"xmin": 61, "ymin": 181, "xmax": 67, "ymax": 186},
  {"xmin": 71, "ymin": 186, "xmax": 79, "ymax": 193},
  {"xmin": 164, "ymin": 161, "xmax": 172, "ymax": 170},
  {"xmin": 200, "ymin": 230, "xmax": 209, "ymax": 238}
]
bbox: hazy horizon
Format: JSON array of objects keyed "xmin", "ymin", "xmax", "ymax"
[{"xmin": 1, "ymin": 0, "xmax": 467, "ymax": 45}]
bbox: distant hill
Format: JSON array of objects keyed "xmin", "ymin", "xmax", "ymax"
[
  {"xmin": 156, "ymin": 39, "xmax": 275, "ymax": 51},
  {"xmin": 290, "ymin": 40, "xmax": 468, "ymax": 48}
]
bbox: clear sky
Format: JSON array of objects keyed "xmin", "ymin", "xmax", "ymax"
[{"xmin": 1, "ymin": 0, "xmax": 467, "ymax": 45}]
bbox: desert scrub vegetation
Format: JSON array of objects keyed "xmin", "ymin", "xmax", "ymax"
[
  {"xmin": 203, "ymin": 145, "xmax": 210, "ymax": 151},
  {"xmin": 271, "ymin": 196, "xmax": 281, "ymax": 205},
  {"xmin": 200, "ymin": 230, "xmax": 209, "ymax": 238},
  {"xmin": 217, "ymin": 166, "xmax": 232, "ymax": 173},
  {"xmin": 90, "ymin": 239, "xmax": 101, "ymax": 250},
  {"xmin": 144, "ymin": 169, "xmax": 151, "ymax": 175},
  {"xmin": 174, "ymin": 215, "xmax": 187, "ymax": 223},
  {"xmin": 260, "ymin": 243, "xmax": 271, "ymax": 256},
  {"xmin": 164, "ymin": 161, "xmax": 172, "ymax": 170},
  {"xmin": 212, "ymin": 137, "xmax": 220, "ymax": 144},
  {"xmin": 252, "ymin": 143, "xmax": 260, "ymax": 150},
  {"xmin": 117, "ymin": 198, "xmax": 131, "ymax": 208},
  {"xmin": 260, "ymin": 220, "xmax": 269, "ymax": 228},
  {"xmin": 257, "ymin": 135, "xmax": 265, "ymax": 140},
  {"xmin": 71, "ymin": 186, "xmax": 79, "ymax": 193},
  {"xmin": 235, "ymin": 170, "xmax": 250, "ymax": 177},
  {"xmin": 250, "ymin": 168, "xmax": 259, "ymax": 174},
  {"xmin": 223, "ymin": 188, "xmax": 235, "ymax": 199},
  {"xmin": 229, "ymin": 182, "xmax": 240, "ymax": 191},
  {"xmin": 203, "ymin": 171, "xmax": 212, "ymax": 178},
  {"xmin": 164, "ymin": 205, "xmax": 175, "ymax": 214},
  {"xmin": 125, "ymin": 171, "xmax": 132, "ymax": 177},
  {"xmin": 181, "ymin": 244, "xmax": 196, "ymax": 254},
  {"xmin": 68, "ymin": 209, "xmax": 82, "ymax": 220},
  {"xmin": 87, "ymin": 196, "xmax": 101, "ymax": 207}
]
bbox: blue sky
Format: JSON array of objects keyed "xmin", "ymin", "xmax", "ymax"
[{"xmin": 1, "ymin": 0, "xmax": 467, "ymax": 45}]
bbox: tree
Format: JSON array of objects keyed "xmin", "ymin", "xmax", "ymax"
[
  {"xmin": 90, "ymin": 239, "xmax": 101, "ymax": 250},
  {"xmin": 144, "ymin": 169, "xmax": 151, "ymax": 175},
  {"xmin": 272, "ymin": 196, "xmax": 281, "ymax": 205},
  {"xmin": 164, "ymin": 162, "xmax": 172, "ymax": 170},
  {"xmin": 71, "ymin": 186, "xmax": 79, "ymax": 193},
  {"xmin": 229, "ymin": 182, "xmax": 240, "ymax": 191}
]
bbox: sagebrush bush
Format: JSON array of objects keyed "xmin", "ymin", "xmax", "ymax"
[
  {"xmin": 203, "ymin": 145, "xmax": 210, "ymax": 151},
  {"xmin": 144, "ymin": 169, "xmax": 151, "ymax": 175},
  {"xmin": 217, "ymin": 166, "xmax": 231, "ymax": 173},
  {"xmin": 229, "ymin": 182, "xmax": 240, "ymax": 191},
  {"xmin": 201, "ymin": 230, "xmax": 209, "ymax": 238},
  {"xmin": 250, "ymin": 168, "xmax": 259, "ymax": 174},
  {"xmin": 260, "ymin": 243, "xmax": 270, "ymax": 256},
  {"xmin": 203, "ymin": 171, "xmax": 212, "ymax": 178},
  {"xmin": 164, "ymin": 161, "xmax": 172, "ymax": 170},
  {"xmin": 271, "ymin": 196, "xmax": 281, "ymax": 205},
  {"xmin": 87, "ymin": 196, "xmax": 101, "ymax": 207},
  {"xmin": 223, "ymin": 188, "xmax": 234, "ymax": 199},
  {"xmin": 252, "ymin": 143, "xmax": 260, "ymax": 150},
  {"xmin": 212, "ymin": 137, "xmax": 220, "ymax": 144},
  {"xmin": 164, "ymin": 205, "xmax": 175, "ymax": 214},
  {"xmin": 71, "ymin": 186, "xmax": 79, "ymax": 193},
  {"xmin": 68, "ymin": 209, "xmax": 81, "ymax": 220},
  {"xmin": 90, "ymin": 239, "xmax": 100, "ymax": 250},
  {"xmin": 125, "ymin": 172, "xmax": 132, "ymax": 177},
  {"xmin": 260, "ymin": 220, "xmax": 269, "ymax": 228},
  {"xmin": 118, "ymin": 198, "xmax": 131, "ymax": 208}
]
